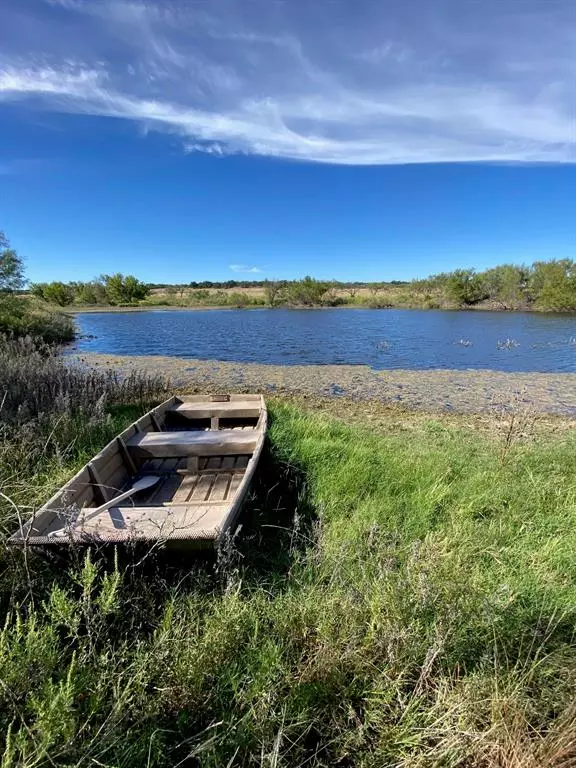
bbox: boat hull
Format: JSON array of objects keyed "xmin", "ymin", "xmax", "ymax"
[{"xmin": 8, "ymin": 394, "xmax": 267, "ymax": 549}]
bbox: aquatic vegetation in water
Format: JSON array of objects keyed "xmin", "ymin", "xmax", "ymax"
[
  {"xmin": 73, "ymin": 308, "xmax": 576, "ymax": 372},
  {"xmin": 497, "ymin": 338, "xmax": 519, "ymax": 349}
]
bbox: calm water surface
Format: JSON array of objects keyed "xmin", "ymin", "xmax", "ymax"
[{"xmin": 72, "ymin": 308, "xmax": 576, "ymax": 372}]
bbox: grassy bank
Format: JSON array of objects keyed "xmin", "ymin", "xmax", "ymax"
[{"xmin": 2, "ymin": 341, "xmax": 576, "ymax": 766}]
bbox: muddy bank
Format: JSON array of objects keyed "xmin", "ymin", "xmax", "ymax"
[{"xmin": 68, "ymin": 353, "xmax": 576, "ymax": 417}]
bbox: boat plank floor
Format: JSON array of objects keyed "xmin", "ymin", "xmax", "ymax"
[{"xmin": 72, "ymin": 504, "xmax": 228, "ymax": 539}]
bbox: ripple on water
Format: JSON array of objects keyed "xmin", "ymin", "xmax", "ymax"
[{"xmin": 71, "ymin": 308, "xmax": 576, "ymax": 374}]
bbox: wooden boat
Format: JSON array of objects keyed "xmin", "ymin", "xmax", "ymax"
[{"xmin": 8, "ymin": 394, "xmax": 267, "ymax": 549}]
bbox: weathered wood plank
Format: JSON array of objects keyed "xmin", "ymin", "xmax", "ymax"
[
  {"xmin": 150, "ymin": 413, "xmax": 163, "ymax": 432},
  {"xmin": 169, "ymin": 401, "xmax": 261, "ymax": 419},
  {"xmin": 210, "ymin": 473, "xmax": 231, "ymax": 502},
  {"xmin": 191, "ymin": 474, "xmax": 215, "ymax": 501},
  {"xmin": 228, "ymin": 473, "xmax": 243, "ymax": 497},
  {"xmin": 72, "ymin": 504, "xmax": 228, "ymax": 538},
  {"xmin": 127, "ymin": 430, "xmax": 258, "ymax": 459},
  {"xmin": 117, "ymin": 437, "xmax": 137, "ymax": 474},
  {"xmin": 88, "ymin": 463, "xmax": 112, "ymax": 503},
  {"xmin": 172, "ymin": 473, "xmax": 199, "ymax": 504},
  {"xmin": 146, "ymin": 474, "xmax": 182, "ymax": 505}
]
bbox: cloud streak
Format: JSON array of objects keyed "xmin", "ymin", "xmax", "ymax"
[
  {"xmin": 0, "ymin": 0, "xmax": 574, "ymax": 165},
  {"xmin": 229, "ymin": 265, "xmax": 263, "ymax": 274}
]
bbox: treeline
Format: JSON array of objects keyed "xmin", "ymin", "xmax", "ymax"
[
  {"xmin": 150, "ymin": 279, "xmax": 267, "ymax": 290},
  {"xmin": 154, "ymin": 278, "xmax": 407, "ymax": 290},
  {"xmin": 151, "ymin": 278, "xmax": 350, "ymax": 308},
  {"xmin": 412, "ymin": 261, "xmax": 576, "ymax": 311},
  {"xmin": 21, "ymin": 257, "xmax": 576, "ymax": 313},
  {"xmin": 31, "ymin": 274, "xmax": 150, "ymax": 306},
  {"xmin": 256, "ymin": 263, "xmax": 576, "ymax": 310}
]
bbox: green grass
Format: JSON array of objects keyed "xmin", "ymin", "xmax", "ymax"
[{"xmin": 2, "ymin": 381, "xmax": 576, "ymax": 765}]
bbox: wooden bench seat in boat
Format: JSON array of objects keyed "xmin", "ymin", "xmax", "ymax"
[
  {"xmin": 168, "ymin": 400, "xmax": 261, "ymax": 419},
  {"xmin": 127, "ymin": 429, "xmax": 259, "ymax": 459}
]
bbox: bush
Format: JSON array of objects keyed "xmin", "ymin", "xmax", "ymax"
[
  {"xmin": 103, "ymin": 273, "xmax": 150, "ymax": 305},
  {"xmin": 30, "ymin": 281, "xmax": 74, "ymax": 306},
  {"xmin": 0, "ymin": 295, "xmax": 75, "ymax": 343},
  {"xmin": 531, "ymin": 259, "xmax": 576, "ymax": 311}
]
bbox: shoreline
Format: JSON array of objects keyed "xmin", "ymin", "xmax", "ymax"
[
  {"xmin": 65, "ymin": 304, "xmax": 234, "ymax": 313},
  {"xmin": 64, "ymin": 304, "xmax": 576, "ymax": 315},
  {"xmin": 68, "ymin": 352, "xmax": 576, "ymax": 417}
]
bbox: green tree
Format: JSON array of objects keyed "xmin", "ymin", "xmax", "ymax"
[
  {"xmin": 102, "ymin": 274, "xmax": 150, "ymax": 305},
  {"xmin": 530, "ymin": 260, "xmax": 576, "ymax": 311},
  {"xmin": 286, "ymin": 276, "xmax": 331, "ymax": 306},
  {"xmin": 30, "ymin": 282, "xmax": 47, "ymax": 300},
  {"xmin": 74, "ymin": 280, "xmax": 108, "ymax": 305},
  {"xmin": 0, "ymin": 231, "xmax": 74, "ymax": 341},
  {"xmin": 263, "ymin": 280, "xmax": 287, "ymax": 306},
  {"xmin": 103, "ymin": 273, "xmax": 127, "ymax": 304},
  {"xmin": 190, "ymin": 289, "xmax": 211, "ymax": 304},
  {"xmin": 322, "ymin": 280, "xmax": 344, "ymax": 306},
  {"xmin": 480, "ymin": 264, "xmax": 530, "ymax": 309},
  {"xmin": 31, "ymin": 281, "xmax": 74, "ymax": 307},
  {"xmin": 0, "ymin": 231, "xmax": 24, "ymax": 292},
  {"xmin": 444, "ymin": 269, "xmax": 486, "ymax": 306}
]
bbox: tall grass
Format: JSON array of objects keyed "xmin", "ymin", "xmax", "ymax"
[
  {"xmin": 0, "ymin": 336, "xmax": 169, "ymax": 576},
  {"xmin": 0, "ymin": 336, "xmax": 168, "ymax": 425},
  {"xmin": 1, "ymin": 344, "xmax": 576, "ymax": 765}
]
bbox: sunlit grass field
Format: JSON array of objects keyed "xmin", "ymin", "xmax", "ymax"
[{"xmin": 1, "ymin": 338, "xmax": 576, "ymax": 766}]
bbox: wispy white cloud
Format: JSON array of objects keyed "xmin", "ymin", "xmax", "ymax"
[
  {"xmin": 0, "ymin": 0, "xmax": 574, "ymax": 165},
  {"xmin": 229, "ymin": 264, "xmax": 263, "ymax": 274}
]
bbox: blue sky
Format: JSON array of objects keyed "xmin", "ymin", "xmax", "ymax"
[{"xmin": 0, "ymin": 0, "xmax": 574, "ymax": 284}]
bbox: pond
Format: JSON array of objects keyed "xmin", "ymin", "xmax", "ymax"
[{"xmin": 71, "ymin": 308, "xmax": 576, "ymax": 372}]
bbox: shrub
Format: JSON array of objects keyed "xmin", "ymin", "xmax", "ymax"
[
  {"xmin": 102, "ymin": 273, "xmax": 150, "ymax": 305},
  {"xmin": 30, "ymin": 281, "xmax": 74, "ymax": 307},
  {"xmin": 0, "ymin": 295, "xmax": 75, "ymax": 343}
]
